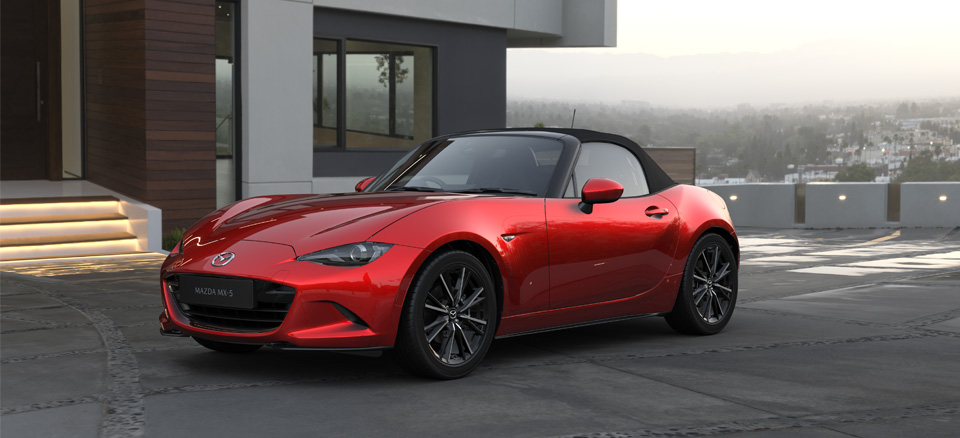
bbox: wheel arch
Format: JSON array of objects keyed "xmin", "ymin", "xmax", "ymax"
[
  {"xmin": 700, "ymin": 226, "xmax": 740, "ymax": 267},
  {"xmin": 406, "ymin": 240, "xmax": 505, "ymax": 332}
]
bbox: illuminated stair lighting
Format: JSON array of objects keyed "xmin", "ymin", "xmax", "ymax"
[{"xmin": 0, "ymin": 196, "xmax": 146, "ymax": 261}]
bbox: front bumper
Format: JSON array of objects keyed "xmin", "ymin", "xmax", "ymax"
[{"xmin": 159, "ymin": 239, "xmax": 426, "ymax": 349}]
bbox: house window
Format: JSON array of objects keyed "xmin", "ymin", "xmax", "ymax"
[
  {"xmin": 215, "ymin": 0, "xmax": 240, "ymax": 207},
  {"xmin": 313, "ymin": 38, "xmax": 434, "ymax": 150},
  {"xmin": 313, "ymin": 39, "xmax": 338, "ymax": 147}
]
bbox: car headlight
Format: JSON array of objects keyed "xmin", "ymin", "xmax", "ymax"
[{"xmin": 297, "ymin": 242, "xmax": 393, "ymax": 266}]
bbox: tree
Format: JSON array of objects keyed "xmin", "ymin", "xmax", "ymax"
[
  {"xmin": 375, "ymin": 54, "xmax": 409, "ymax": 87},
  {"xmin": 898, "ymin": 151, "xmax": 960, "ymax": 182},
  {"xmin": 834, "ymin": 163, "xmax": 876, "ymax": 182}
]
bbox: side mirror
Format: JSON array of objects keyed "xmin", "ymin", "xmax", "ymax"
[
  {"xmin": 578, "ymin": 178, "xmax": 623, "ymax": 214},
  {"xmin": 355, "ymin": 176, "xmax": 376, "ymax": 192}
]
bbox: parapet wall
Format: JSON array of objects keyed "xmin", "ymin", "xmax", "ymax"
[{"xmin": 703, "ymin": 182, "xmax": 959, "ymax": 229}]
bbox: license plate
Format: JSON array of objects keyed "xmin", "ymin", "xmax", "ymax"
[{"xmin": 178, "ymin": 276, "xmax": 256, "ymax": 309}]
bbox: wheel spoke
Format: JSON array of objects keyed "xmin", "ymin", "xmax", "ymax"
[
  {"xmin": 692, "ymin": 284, "xmax": 709, "ymax": 305},
  {"xmin": 454, "ymin": 267, "xmax": 468, "ymax": 305},
  {"xmin": 455, "ymin": 323, "xmax": 475, "ymax": 356},
  {"xmin": 709, "ymin": 247, "xmax": 720, "ymax": 277},
  {"xmin": 698, "ymin": 252, "xmax": 710, "ymax": 275},
  {"xmin": 714, "ymin": 284, "xmax": 733, "ymax": 295},
  {"xmin": 460, "ymin": 314, "xmax": 487, "ymax": 326},
  {"xmin": 714, "ymin": 262, "xmax": 731, "ymax": 282},
  {"xmin": 712, "ymin": 292, "xmax": 725, "ymax": 319},
  {"xmin": 439, "ymin": 273, "xmax": 456, "ymax": 305},
  {"xmin": 693, "ymin": 274, "xmax": 710, "ymax": 283},
  {"xmin": 425, "ymin": 319, "xmax": 447, "ymax": 343},
  {"xmin": 459, "ymin": 288, "xmax": 484, "ymax": 312},
  {"xmin": 462, "ymin": 318, "xmax": 485, "ymax": 335},
  {"xmin": 426, "ymin": 292, "xmax": 446, "ymax": 308},
  {"xmin": 697, "ymin": 298, "xmax": 709, "ymax": 320},
  {"xmin": 424, "ymin": 303, "xmax": 446, "ymax": 314},
  {"xmin": 441, "ymin": 330, "xmax": 455, "ymax": 362}
]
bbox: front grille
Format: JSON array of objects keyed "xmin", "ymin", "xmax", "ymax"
[{"xmin": 167, "ymin": 274, "xmax": 296, "ymax": 332}]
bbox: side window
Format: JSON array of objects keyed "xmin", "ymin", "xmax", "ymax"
[{"xmin": 565, "ymin": 142, "xmax": 649, "ymax": 198}]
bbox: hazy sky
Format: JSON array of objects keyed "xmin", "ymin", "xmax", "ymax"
[
  {"xmin": 508, "ymin": 0, "xmax": 960, "ymax": 106},
  {"xmin": 571, "ymin": 0, "xmax": 960, "ymax": 57}
]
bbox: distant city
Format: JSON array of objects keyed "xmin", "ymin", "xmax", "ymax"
[{"xmin": 507, "ymin": 98, "xmax": 960, "ymax": 184}]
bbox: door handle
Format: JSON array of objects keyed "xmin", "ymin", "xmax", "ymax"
[{"xmin": 645, "ymin": 206, "xmax": 669, "ymax": 218}]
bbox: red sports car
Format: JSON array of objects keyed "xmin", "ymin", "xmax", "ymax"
[{"xmin": 160, "ymin": 129, "xmax": 738, "ymax": 379}]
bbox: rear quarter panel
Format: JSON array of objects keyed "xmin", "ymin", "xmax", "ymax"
[{"xmin": 658, "ymin": 184, "xmax": 739, "ymax": 277}]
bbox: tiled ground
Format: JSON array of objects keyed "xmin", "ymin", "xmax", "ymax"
[{"xmin": 2, "ymin": 228, "xmax": 959, "ymax": 438}]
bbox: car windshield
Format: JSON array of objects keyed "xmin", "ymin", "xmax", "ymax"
[{"xmin": 380, "ymin": 135, "xmax": 564, "ymax": 197}]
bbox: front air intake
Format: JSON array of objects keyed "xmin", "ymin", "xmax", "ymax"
[{"xmin": 168, "ymin": 274, "xmax": 295, "ymax": 332}]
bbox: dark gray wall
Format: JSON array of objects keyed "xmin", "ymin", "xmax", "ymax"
[{"xmin": 313, "ymin": 8, "xmax": 507, "ymax": 177}]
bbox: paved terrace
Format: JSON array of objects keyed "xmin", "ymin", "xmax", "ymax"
[{"xmin": 2, "ymin": 228, "xmax": 959, "ymax": 437}]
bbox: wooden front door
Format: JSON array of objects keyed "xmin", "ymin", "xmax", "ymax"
[{"xmin": 1, "ymin": 0, "xmax": 55, "ymax": 180}]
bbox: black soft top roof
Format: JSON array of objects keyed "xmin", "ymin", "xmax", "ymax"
[{"xmin": 462, "ymin": 128, "xmax": 678, "ymax": 194}]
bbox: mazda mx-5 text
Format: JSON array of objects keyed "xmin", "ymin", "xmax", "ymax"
[{"xmin": 159, "ymin": 129, "xmax": 739, "ymax": 379}]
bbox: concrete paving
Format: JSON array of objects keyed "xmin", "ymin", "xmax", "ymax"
[{"xmin": 2, "ymin": 228, "xmax": 959, "ymax": 437}]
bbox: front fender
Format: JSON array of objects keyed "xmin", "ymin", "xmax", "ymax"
[{"xmin": 369, "ymin": 197, "xmax": 551, "ymax": 317}]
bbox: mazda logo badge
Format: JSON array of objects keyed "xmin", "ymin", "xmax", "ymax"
[{"xmin": 212, "ymin": 252, "xmax": 235, "ymax": 267}]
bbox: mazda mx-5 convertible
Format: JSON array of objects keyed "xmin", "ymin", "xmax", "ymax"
[{"xmin": 159, "ymin": 129, "xmax": 739, "ymax": 379}]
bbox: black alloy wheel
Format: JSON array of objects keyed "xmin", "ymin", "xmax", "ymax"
[
  {"xmin": 193, "ymin": 336, "xmax": 263, "ymax": 353},
  {"xmin": 395, "ymin": 250, "xmax": 497, "ymax": 379},
  {"xmin": 665, "ymin": 233, "xmax": 738, "ymax": 335}
]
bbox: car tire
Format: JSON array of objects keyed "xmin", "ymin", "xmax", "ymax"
[
  {"xmin": 665, "ymin": 233, "xmax": 738, "ymax": 335},
  {"xmin": 394, "ymin": 250, "xmax": 497, "ymax": 379},
  {"xmin": 193, "ymin": 336, "xmax": 263, "ymax": 353}
]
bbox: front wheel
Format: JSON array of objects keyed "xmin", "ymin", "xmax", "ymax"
[
  {"xmin": 193, "ymin": 336, "xmax": 263, "ymax": 353},
  {"xmin": 665, "ymin": 233, "xmax": 738, "ymax": 335},
  {"xmin": 394, "ymin": 250, "xmax": 498, "ymax": 379}
]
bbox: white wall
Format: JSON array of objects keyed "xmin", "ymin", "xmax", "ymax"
[
  {"xmin": 508, "ymin": 0, "xmax": 616, "ymax": 47},
  {"xmin": 705, "ymin": 184, "xmax": 796, "ymax": 228},
  {"xmin": 313, "ymin": 0, "xmax": 516, "ymax": 30},
  {"xmin": 805, "ymin": 183, "xmax": 891, "ymax": 229},
  {"xmin": 900, "ymin": 183, "xmax": 960, "ymax": 228},
  {"xmin": 312, "ymin": 0, "xmax": 615, "ymax": 47},
  {"xmin": 241, "ymin": 0, "xmax": 314, "ymax": 198}
]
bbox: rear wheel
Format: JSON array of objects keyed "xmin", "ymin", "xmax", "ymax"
[
  {"xmin": 193, "ymin": 336, "xmax": 263, "ymax": 353},
  {"xmin": 665, "ymin": 233, "xmax": 738, "ymax": 335},
  {"xmin": 394, "ymin": 250, "xmax": 497, "ymax": 379}
]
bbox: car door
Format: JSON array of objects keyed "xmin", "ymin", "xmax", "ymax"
[{"xmin": 546, "ymin": 142, "xmax": 681, "ymax": 309}]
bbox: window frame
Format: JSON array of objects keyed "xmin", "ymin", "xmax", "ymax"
[
  {"xmin": 312, "ymin": 35, "xmax": 438, "ymax": 151},
  {"xmin": 563, "ymin": 142, "xmax": 652, "ymax": 199},
  {"xmin": 215, "ymin": 0, "xmax": 242, "ymax": 205}
]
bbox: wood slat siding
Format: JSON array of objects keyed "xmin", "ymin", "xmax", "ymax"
[
  {"xmin": 85, "ymin": 0, "xmax": 215, "ymax": 232},
  {"xmin": 646, "ymin": 148, "xmax": 697, "ymax": 186},
  {"xmin": 145, "ymin": 0, "xmax": 215, "ymax": 231},
  {"xmin": 84, "ymin": 0, "xmax": 147, "ymax": 201}
]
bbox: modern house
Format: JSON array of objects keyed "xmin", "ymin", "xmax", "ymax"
[{"xmin": 0, "ymin": 0, "xmax": 616, "ymax": 259}]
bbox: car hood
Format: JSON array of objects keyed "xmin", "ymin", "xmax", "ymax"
[{"xmin": 184, "ymin": 192, "xmax": 468, "ymax": 256}]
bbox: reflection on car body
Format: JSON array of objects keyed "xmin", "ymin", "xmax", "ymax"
[{"xmin": 160, "ymin": 129, "xmax": 739, "ymax": 379}]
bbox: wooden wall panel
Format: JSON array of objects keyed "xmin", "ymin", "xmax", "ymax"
[
  {"xmin": 84, "ymin": 0, "xmax": 147, "ymax": 200},
  {"xmin": 85, "ymin": 0, "xmax": 216, "ymax": 232},
  {"xmin": 646, "ymin": 148, "xmax": 697, "ymax": 186},
  {"xmin": 144, "ymin": 0, "xmax": 215, "ymax": 231}
]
